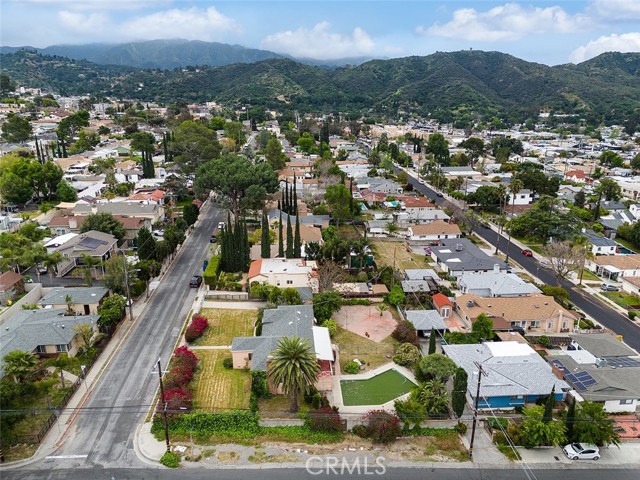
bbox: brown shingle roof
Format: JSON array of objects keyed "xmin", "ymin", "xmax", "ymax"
[
  {"xmin": 0, "ymin": 272, "xmax": 23, "ymax": 292},
  {"xmin": 409, "ymin": 221, "xmax": 461, "ymax": 236},
  {"xmin": 593, "ymin": 255, "xmax": 640, "ymax": 270},
  {"xmin": 455, "ymin": 293, "xmax": 578, "ymax": 322}
]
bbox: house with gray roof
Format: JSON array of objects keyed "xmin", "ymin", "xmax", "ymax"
[
  {"xmin": 583, "ymin": 230, "xmax": 617, "ymax": 256},
  {"xmin": 231, "ymin": 305, "xmax": 334, "ymax": 392},
  {"xmin": 0, "ymin": 308, "xmax": 99, "ymax": 377},
  {"xmin": 39, "ymin": 287, "xmax": 109, "ymax": 315},
  {"xmin": 430, "ymin": 238, "xmax": 509, "ymax": 278},
  {"xmin": 458, "ymin": 270, "xmax": 540, "ymax": 298},
  {"xmin": 443, "ymin": 341, "xmax": 569, "ymax": 409},
  {"xmin": 405, "ymin": 310, "xmax": 447, "ymax": 336},
  {"xmin": 54, "ymin": 230, "xmax": 118, "ymax": 277},
  {"xmin": 72, "ymin": 202, "xmax": 164, "ymax": 223}
]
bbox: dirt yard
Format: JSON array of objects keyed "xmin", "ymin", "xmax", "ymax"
[{"xmin": 333, "ymin": 305, "xmax": 397, "ymax": 342}]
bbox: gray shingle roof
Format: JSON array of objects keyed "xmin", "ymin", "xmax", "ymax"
[
  {"xmin": 443, "ymin": 342, "xmax": 569, "ymax": 399},
  {"xmin": 231, "ymin": 304, "xmax": 315, "ymax": 371},
  {"xmin": 405, "ymin": 310, "xmax": 446, "ymax": 331},
  {"xmin": 569, "ymin": 333, "xmax": 637, "ymax": 358},
  {"xmin": 39, "ymin": 287, "xmax": 109, "ymax": 306},
  {"xmin": 432, "ymin": 239, "xmax": 508, "ymax": 272}
]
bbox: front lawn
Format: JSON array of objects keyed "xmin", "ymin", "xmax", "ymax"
[
  {"xmin": 193, "ymin": 308, "xmax": 256, "ymax": 346},
  {"xmin": 601, "ymin": 291, "xmax": 640, "ymax": 310},
  {"xmin": 340, "ymin": 369, "xmax": 415, "ymax": 406},
  {"xmin": 191, "ymin": 350, "xmax": 250, "ymax": 411},
  {"xmin": 333, "ymin": 326, "xmax": 397, "ymax": 371}
]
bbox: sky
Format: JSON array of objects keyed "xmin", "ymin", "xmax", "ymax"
[{"xmin": 1, "ymin": 0, "xmax": 640, "ymax": 65}]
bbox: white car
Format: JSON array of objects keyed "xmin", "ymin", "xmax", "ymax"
[{"xmin": 563, "ymin": 443, "xmax": 600, "ymax": 460}]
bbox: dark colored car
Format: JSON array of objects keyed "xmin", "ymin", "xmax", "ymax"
[
  {"xmin": 436, "ymin": 192, "xmax": 444, "ymax": 197},
  {"xmin": 521, "ymin": 249, "xmax": 533, "ymax": 257},
  {"xmin": 189, "ymin": 275, "xmax": 203, "ymax": 288},
  {"xmin": 210, "ymin": 235, "xmax": 217, "ymax": 243}
]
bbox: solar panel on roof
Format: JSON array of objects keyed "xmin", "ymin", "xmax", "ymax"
[
  {"xmin": 605, "ymin": 357, "xmax": 640, "ymax": 368},
  {"xmin": 565, "ymin": 370, "xmax": 597, "ymax": 392}
]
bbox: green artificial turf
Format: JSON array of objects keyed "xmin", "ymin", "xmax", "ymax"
[{"xmin": 340, "ymin": 369, "xmax": 415, "ymax": 406}]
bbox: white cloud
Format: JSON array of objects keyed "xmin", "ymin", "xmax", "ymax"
[
  {"xmin": 121, "ymin": 7, "xmax": 240, "ymax": 41},
  {"xmin": 421, "ymin": 3, "xmax": 590, "ymax": 42},
  {"xmin": 13, "ymin": 0, "xmax": 164, "ymax": 11},
  {"xmin": 58, "ymin": 10, "xmax": 109, "ymax": 35},
  {"xmin": 261, "ymin": 22, "xmax": 374, "ymax": 60},
  {"xmin": 569, "ymin": 32, "xmax": 640, "ymax": 63},
  {"xmin": 590, "ymin": 0, "xmax": 640, "ymax": 20}
]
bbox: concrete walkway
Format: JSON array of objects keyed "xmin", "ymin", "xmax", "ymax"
[{"xmin": 201, "ymin": 300, "xmax": 266, "ymax": 310}]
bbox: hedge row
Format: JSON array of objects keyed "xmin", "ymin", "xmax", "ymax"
[
  {"xmin": 152, "ymin": 411, "xmax": 260, "ymax": 437},
  {"xmin": 203, "ymin": 256, "xmax": 221, "ymax": 288}
]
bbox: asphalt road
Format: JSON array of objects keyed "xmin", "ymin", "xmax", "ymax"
[
  {"xmin": 3, "ymin": 467, "xmax": 639, "ymax": 480},
  {"xmin": 401, "ymin": 168, "xmax": 640, "ymax": 352},
  {"xmin": 12, "ymin": 203, "xmax": 224, "ymax": 472}
]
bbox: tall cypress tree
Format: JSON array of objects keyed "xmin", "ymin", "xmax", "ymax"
[
  {"xmin": 543, "ymin": 385, "xmax": 556, "ymax": 423},
  {"xmin": 566, "ymin": 397, "xmax": 576, "ymax": 442},
  {"xmin": 278, "ymin": 211, "xmax": 284, "ymax": 257},
  {"xmin": 261, "ymin": 213, "xmax": 270, "ymax": 259},
  {"xmin": 292, "ymin": 175, "xmax": 298, "ymax": 215},
  {"xmin": 243, "ymin": 222, "xmax": 250, "ymax": 271},
  {"xmin": 277, "ymin": 199, "xmax": 281, "ymax": 212},
  {"xmin": 293, "ymin": 214, "xmax": 301, "ymax": 258},
  {"xmin": 283, "ymin": 182, "xmax": 289, "ymax": 214},
  {"xmin": 288, "ymin": 182, "xmax": 294, "ymax": 214},
  {"xmin": 452, "ymin": 367, "xmax": 468, "ymax": 418},
  {"xmin": 162, "ymin": 132, "xmax": 168, "ymax": 162},
  {"xmin": 349, "ymin": 179, "xmax": 354, "ymax": 214},
  {"xmin": 428, "ymin": 328, "xmax": 437, "ymax": 355},
  {"xmin": 285, "ymin": 215, "xmax": 293, "ymax": 258},
  {"xmin": 35, "ymin": 139, "xmax": 41, "ymax": 163}
]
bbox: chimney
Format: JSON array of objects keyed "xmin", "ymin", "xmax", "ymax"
[
  {"xmin": 493, "ymin": 263, "xmax": 500, "ymax": 273},
  {"xmin": 91, "ymin": 206, "xmax": 98, "ymax": 215},
  {"xmin": 69, "ymin": 218, "xmax": 77, "ymax": 229}
]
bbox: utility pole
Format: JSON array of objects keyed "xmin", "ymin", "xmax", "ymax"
[
  {"xmin": 469, "ymin": 361, "xmax": 487, "ymax": 460},
  {"xmin": 157, "ymin": 358, "xmax": 171, "ymax": 453},
  {"xmin": 122, "ymin": 251, "xmax": 134, "ymax": 322}
]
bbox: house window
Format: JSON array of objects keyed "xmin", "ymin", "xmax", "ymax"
[
  {"xmin": 56, "ymin": 228, "xmax": 66, "ymax": 236},
  {"xmin": 286, "ymin": 280, "xmax": 293, "ymax": 285},
  {"xmin": 549, "ymin": 321, "xmax": 554, "ymax": 330},
  {"xmin": 56, "ymin": 344, "xmax": 67, "ymax": 353},
  {"xmin": 620, "ymin": 399, "xmax": 633, "ymax": 405},
  {"xmin": 530, "ymin": 321, "xmax": 540, "ymax": 328},
  {"xmin": 248, "ymin": 353, "xmax": 253, "ymax": 360},
  {"xmin": 510, "ymin": 395, "xmax": 524, "ymax": 400},
  {"xmin": 36, "ymin": 345, "xmax": 46, "ymax": 353}
]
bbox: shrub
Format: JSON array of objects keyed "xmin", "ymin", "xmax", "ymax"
[
  {"xmin": 352, "ymin": 424, "xmax": 368, "ymax": 438},
  {"xmin": 343, "ymin": 361, "xmax": 360, "ymax": 374},
  {"xmin": 323, "ymin": 320, "xmax": 337, "ymax": 338},
  {"xmin": 185, "ymin": 316, "xmax": 208, "ymax": 342},
  {"xmin": 130, "ymin": 279, "xmax": 147, "ymax": 297},
  {"xmin": 537, "ymin": 335, "xmax": 553, "ymax": 349},
  {"xmin": 629, "ymin": 310, "xmax": 638, "ymax": 320},
  {"xmin": 203, "ymin": 255, "xmax": 221, "ymax": 288},
  {"xmin": 455, "ymin": 421, "xmax": 468, "ymax": 435},
  {"xmin": 160, "ymin": 451, "xmax": 181, "ymax": 468},
  {"xmin": 163, "ymin": 369, "xmax": 192, "ymax": 390},
  {"xmin": 487, "ymin": 417, "xmax": 509, "ymax": 430},
  {"xmin": 311, "ymin": 393, "xmax": 322, "ymax": 410},
  {"xmin": 223, "ymin": 357, "xmax": 234, "ymax": 369},
  {"xmin": 392, "ymin": 320, "xmax": 418, "ymax": 346},
  {"xmin": 308, "ymin": 407, "xmax": 342, "ymax": 433},
  {"xmin": 386, "ymin": 284, "xmax": 406, "ymax": 306},
  {"xmin": 364, "ymin": 410, "xmax": 401, "ymax": 444},
  {"xmin": 164, "ymin": 386, "xmax": 192, "ymax": 411},
  {"xmin": 173, "ymin": 346, "xmax": 199, "ymax": 372},
  {"xmin": 392, "ymin": 343, "xmax": 421, "ymax": 367}
]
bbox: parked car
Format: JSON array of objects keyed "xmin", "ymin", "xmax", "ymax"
[
  {"xmin": 189, "ymin": 275, "xmax": 203, "ymax": 288},
  {"xmin": 210, "ymin": 235, "xmax": 217, "ymax": 243},
  {"xmin": 436, "ymin": 192, "xmax": 444, "ymax": 197},
  {"xmin": 521, "ymin": 249, "xmax": 534, "ymax": 257},
  {"xmin": 563, "ymin": 443, "xmax": 600, "ymax": 460},
  {"xmin": 600, "ymin": 283, "xmax": 620, "ymax": 291},
  {"xmin": 217, "ymin": 221, "xmax": 225, "ymax": 230},
  {"xmin": 418, "ymin": 179, "xmax": 426, "ymax": 185},
  {"xmin": 36, "ymin": 264, "xmax": 48, "ymax": 274}
]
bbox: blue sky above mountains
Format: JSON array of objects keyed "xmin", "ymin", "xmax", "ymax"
[{"xmin": 2, "ymin": 0, "xmax": 639, "ymax": 64}]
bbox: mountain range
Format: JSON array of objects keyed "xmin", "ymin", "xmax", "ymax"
[
  {"xmin": 1, "ymin": 48, "xmax": 639, "ymax": 123},
  {"xmin": 0, "ymin": 39, "xmax": 374, "ymax": 69}
]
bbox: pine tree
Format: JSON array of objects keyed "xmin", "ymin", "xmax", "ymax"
[
  {"xmin": 428, "ymin": 327, "xmax": 436, "ymax": 355},
  {"xmin": 261, "ymin": 213, "xmax": 270, "ymax": 259},
  {"xmin": 278, "ymin": 211, "xmax": 284, "ymax": 257},
  {"xmin": 285, "ymin": 215, "xmax": 293, "ymax": 258},
  {"xmin": 293, "ymin": 214, "xmax": 301, "ymax": 258}
]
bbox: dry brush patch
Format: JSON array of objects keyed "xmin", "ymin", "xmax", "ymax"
[
  {"xmin": 191, "ymin": 350, "xmax": 250, "ymax": 411},
  {"xmin": 193, "ymin": 308, "xmax": 256, "ymax": 346},
  {"xmin": 333, "ymin": 326, "xmax": 397, "ymax": 371}
]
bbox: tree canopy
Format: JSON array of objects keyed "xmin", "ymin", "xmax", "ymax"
[
  {"xmin": 170, "ymin": 120, "xmax": 222, "ymax": 176},
  {"xmin": 80, "ymin": 213, "xmax": 127, "ymax": 242},
  {"xmin": 1, "ymin": 113, "xmax": 32, "ymax": 143}
]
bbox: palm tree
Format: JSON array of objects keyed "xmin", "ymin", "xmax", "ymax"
[
  {"xmin": 385, "ymin": 222, "xmax": 399, "ymax": 237},
  {"xmin": 44, "ymin": 251, "xmax": 63, "ymax": 284},
  {"xmin": 3, "ymin": 350, "xmax": 38, "ymax": 383},
  {"xmin": 376, "ymin": 304, "xmax": 388, "ymax": 316},
  {"xmin": 81, "ymin": 253, "xmax": 99, "ymax": 286},
  {"xmin": 267, "ymin": 336, "xmax": 320, "ymax": 413},
  {"xmin": 505, "ymin": 178, "xmax": 523, "ymax": 263},
  {"xmin": 65, "ymin": 294, "xmax": 74, "ymax": 316}
]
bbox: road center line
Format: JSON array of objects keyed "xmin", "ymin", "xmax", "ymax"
[{"xmin": 45, "ymin": 455, "xmax": 88, "ymax": 459}]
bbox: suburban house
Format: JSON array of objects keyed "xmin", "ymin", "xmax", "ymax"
[
  {"xmin": 267, "ymin": 210, "xmax": 330, "ymax": 229},
  {"xmin": 508, "ymin": 189, "xmax": 534, "ymax": 205},
  {"xmin": 47, "ymin": 213, "xmax": 151, "ymax": 247},
  {"xmin": 71, "ymin": 203, "xmax": 164, "ymax": 224},
  {"xmin": 589, "ymin": 255, "xmax": 640, "ymax": 281},
  {"xmin": 454, "ymin": 293, "xmax": 579, "ymax": 334},
  {"xmin": 432, "ymin": 293, "xmax": 453, "ymax": 318},
  {"xmin": 54, "ymin": 230, "xmax": 118, "ymax": 278},
  {"xmin": 620, "ymin": 276, "xmax": 640, "ymax": 295},
  {"xmin": 231, "ymin": 305, "xmax": 334, "ymax": 392},
  {"xmin": 400, "ymin": 196, "xmax": 436, "ymax": 221},
  {"xmin": 430, "ymin": 238, "xmax": 509, "ymax": 278},
  {"xmin": 0, "ymin": 308, "xmax": 100, "ymax": 376},
  {"xmin": 547, "ymin": 334, "xmax": 640, "ymax": 412},
  {"xmin": 405, "ymin": 310, "xmax": 447, "ymax": 337},
  {"xmin": 583, "ymin": 230, "xmax": 618, "ymax": 256},
  {"xmin": 126, "ymin": 189, "xmax": 165, "ymax": 205},
  {"xmin": 564, "ymin": 170, "xmax": 587, "ymax": 183},
  {"xmin": 248, "ymin": 258, "xmax": 319, "ymax": 293},
  {"xmin": 394, "ymin": 208, "xmax": 450, "ymax": 226},
  {"xmin": 443, "ymin": 341, "xmax": 569, "ymax": 409},
  {"xmin": 38, "ymin": 287, "xmax": 109, "ymax": 315},
  {"xmin": 0, "ymin": 271, "xmax": 25, "ymax": 305},
  {"xmin": 458, "ymin": 270, "xmax": 541, "ymax": 297},
  {"xmin": 406, "ymin": 221, "xmax": 461, "ymax": 242},
  {"xmin": 357, "ymin": 178, "xmax": 403, "ymax": 195},
  {"xmin": 401, "ymin": 269, "xmax": 440, "ymax": 294}
]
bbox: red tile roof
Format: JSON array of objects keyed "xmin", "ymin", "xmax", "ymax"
[
  {"xmin": 432, "ymin": 293, "xmax": 453, "ymax": 309},
  {"xmin": 248, "ymin": 259, "xmax": 263, "ymax": 280}
]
